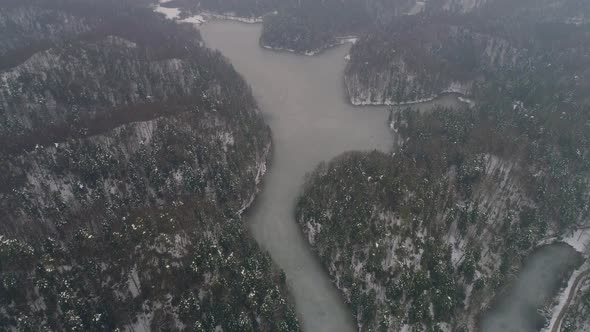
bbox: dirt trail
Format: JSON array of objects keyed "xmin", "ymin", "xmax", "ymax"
[{"xmin": 552, "ymin": 270, "xmax": 589, "ymax": 332}]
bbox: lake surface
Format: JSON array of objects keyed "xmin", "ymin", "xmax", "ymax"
[
  {"xmin": 480, "ymin": 243, "xmax": 581, "ymax": 332},
  {"xmin": 200, "ymin": 21, "xmax": 460, "ymax": 331}
]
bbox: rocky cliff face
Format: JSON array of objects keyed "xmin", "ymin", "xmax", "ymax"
[{"xmin": 0, "ymin": 2, "xmax": 299, "ymax": 331}]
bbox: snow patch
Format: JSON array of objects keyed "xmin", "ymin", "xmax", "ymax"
[
  {"xmin": 128, "ymin": 267, "xmax": 141, "ymax": 298},
  {"xmin": 407, "ymin": 1, "xmax": 426, "ymax": 15},
  {"xmin": 153, "ymin": 3, "xmax": 263, "ymax": 26},
  {"xmin": 105, "ymin": 35, "xmax": 138, "ymax": 49},
  {"xmin": 262, "ymin": 36, "xmax": 357, "ymax": 57},
  {"xmin": 561, "ymin": 227, "xmax": 590, "ymax": 254},
  {"xmin": 123, "ymin": 302, "xmax": 155, "ymax": 332},
  {"xmin": 204, "ymin": 12, "xmax": 263, "ymax": 24},
  {"xmin": 236, "ymin": 142, "xmax": 270, "ymax": 216},
  {"xmin": 181, "ymin": 15, "xmax": 206, "ymax": 25},
  {"xmin": 153, "ymin": 5, "xmax": 180, "ymax": 20},
  {"xmin": 443, "ymin": 81, "xmax": 472, "ymax": 95},
  {"xmin": 458, "ymin": 96, "xmax": 475, "ymax": 107},
  {"xmin": 218, "ymin": 131, "xmax": 234, "ymax": 152},
  {"xmin": 351, "ymin": 95, "xmax": 438, "ymax": 106}
]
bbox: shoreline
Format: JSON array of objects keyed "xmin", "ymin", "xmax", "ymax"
[{"xmin": 540, "ymin": 227, "xmax": 590, "ymax": 332}]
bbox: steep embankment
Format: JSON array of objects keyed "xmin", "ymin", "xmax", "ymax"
[{"xmin": 0, "ymin": 1, "xmax": 299, "ymax": 331}]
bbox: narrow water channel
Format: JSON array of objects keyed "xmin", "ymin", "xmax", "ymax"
[{"xmin": 200, "ymin": 21, "xmax": 460, "ymax": 331}]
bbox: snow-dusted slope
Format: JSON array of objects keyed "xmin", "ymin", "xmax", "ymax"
[
  {"xmin": 0, "ymin": 2, "xmax": 299, "ymax": 331},
  {"xmin": 344, "ymin": 21, "xmax": 524, "ymax": 105}
]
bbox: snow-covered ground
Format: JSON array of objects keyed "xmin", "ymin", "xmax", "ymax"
[
  {"xmin": 262, "ymin": 36, "xmax": 358, "ymax": 57},
  {"xmin": 349, "ymin": 79, "xmax": 473, "ymax": 107},
  {"xmin": 204, "ymin": 12, "xmax": 263, "ymax": 24},
  {"xmin": 350, "ymin": 95, "xmax": 439, "ymax": 106},
  {"xmin": 153, "ymin": 4, "xmax": 180, "ymax": 20},
  {"xmin": 236, "ymin": 142, "xmax": 271, "ymax": 216},
  {"xmin": 538, "ymin": 225, "xmax": 590, "ymax": 254},
  {"xmin": 542, "ymin": 264, "xmax": 589, "ymax": 332},
  {"xmin": 181, "ymin": 15, "xmax": 207, "ymax": 25},
  {"xmin": 540, "ymin": 226, "xmax": 590, "ymax": 332},
  {"xmin": 562, "ymin": 227, "xmax": 590, "ymax": 254},
  {"xmin": 444, "ymin": 81, "xmax": 472, "ymax": 95},
  {"xmin": 407, "ymin": 1, "xmax": 426, "ymax": 15},
  {"xmin": 350, "ymin": 93, "xmax": 475, "ymax": 107},
  {"xmin": 153, "ymin": 2, "xmax": 262, "ymax": 26}
]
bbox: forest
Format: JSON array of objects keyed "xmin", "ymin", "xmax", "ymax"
[
  {"xmin": 1, "ymin": 0, "xmax": 590, "ymax": 330},
  {"xmin": 296, "ymin": 0, "xmax": 590, "ymax": 330},
  {"xmin": 296, "ymin": 85, "xmax": 590, "ymax": 331},
  {"xmin": 0, "ymin": 0, "xmax": 299, "ymax": 330}
]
